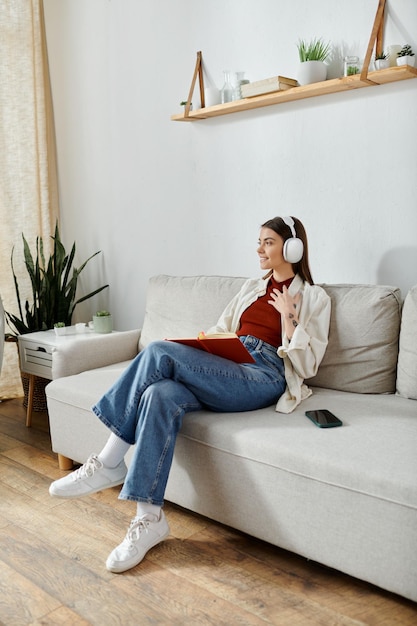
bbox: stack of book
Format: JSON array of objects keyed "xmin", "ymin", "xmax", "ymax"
[{"xmin": 241, "ymin": 76, "xmax": 298, "ymax": 98}]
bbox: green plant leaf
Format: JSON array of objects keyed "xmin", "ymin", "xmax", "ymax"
[{"xmin": 297, "ymin": 37, "xmax": 331, "ymax": 62}]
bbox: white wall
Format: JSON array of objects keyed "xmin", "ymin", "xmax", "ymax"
[{"xmin": 43, "ymin": 0, "xmax": 417, "ymax": 330}]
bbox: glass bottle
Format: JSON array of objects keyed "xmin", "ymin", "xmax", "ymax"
[
  {"xmin": 344, "ymin": 56, "xmax": 360, "ymax": 76},
  {"xmin": 233, "ymin": 71, "xmax": 250, "ymax": 100},
  {"xmin": 221, "ymin": 70, "xmax": 234, "ymax": 103}
]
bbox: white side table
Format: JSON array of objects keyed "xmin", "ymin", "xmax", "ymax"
[{"xmin": 18, "ymin": 327, "xmax": 104, "ymax": 428}]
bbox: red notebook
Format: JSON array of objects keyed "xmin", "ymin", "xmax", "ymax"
[{"xmin": 167, "ymin": 333, "xmax": 255, "ymax": 364}]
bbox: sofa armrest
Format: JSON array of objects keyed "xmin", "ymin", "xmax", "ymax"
[{"xmin": 51, "ymin": 329, "xmax": 140, "ymax": 379}]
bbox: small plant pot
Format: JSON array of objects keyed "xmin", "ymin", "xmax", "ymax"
[
  {"xmin": 54, "ymin": 326, "xmax": 67, "ymax": 336},
  {"xmin": 297, "ymin": 61, "xmax": 327, "ymax": 86},
  {"xmin": 93, "ymin": 315, "xmax": 113, "ymax": 334},
  {"xmin": 397, "ymin": 56, "xmax": 415, "ymax": 67},
  {"xmin": 375, "ymin": 59, "xmax": 389, "ymax": 70}
]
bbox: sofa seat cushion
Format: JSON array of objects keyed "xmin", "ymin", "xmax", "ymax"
[
  {"xmin": 177, "ymin": 387, "xmax": 417, "ymax": 510},
  {"xmin": 47, "ymin": 367, "xmax": 417, "ymax": 512},
  {"xmin": 307, "ymin": 284, "xmax": 402, "ymax": 394},
  {"xmin": 47, "ymin": 360, "xmax": 132, "ymax": 410}
]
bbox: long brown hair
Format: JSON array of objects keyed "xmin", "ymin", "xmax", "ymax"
[{"xmin": 261, "ymin": 216, "xmax": 314, "ymax": 285}]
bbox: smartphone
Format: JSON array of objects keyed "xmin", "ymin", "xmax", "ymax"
[{"xmin": 305, "ymin": 409, "xmax": 343, "ymax": 428}]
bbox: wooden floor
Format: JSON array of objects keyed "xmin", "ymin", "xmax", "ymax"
[{"xmin": 0, "ymin": 399, "xmax": 416, "ymax": 626}]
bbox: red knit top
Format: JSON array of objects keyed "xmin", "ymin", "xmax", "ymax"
[{"xmin": 237, "ymin": 276, "xmax": 294, "ymax": 348}]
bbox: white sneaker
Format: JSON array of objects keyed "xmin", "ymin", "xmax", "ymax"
[
  {"xmin": 49, "ymin": 454, "xmax": 127, "ymax": 498},
  {"xmin": 106, "ymin": 511, "xmax": 170, "ymax": 573}
]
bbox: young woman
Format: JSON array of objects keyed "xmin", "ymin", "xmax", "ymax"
[{"xmin": 49, "ymin": 216, "xmax": 331, "ymax": 573}]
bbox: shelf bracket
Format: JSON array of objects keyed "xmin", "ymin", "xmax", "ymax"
[
  {"xmin": 183, "ymin": 51, "xmax": 205, "ymax": 118},
  {"xmin": 361, "ymin": 0, "xmax": 386, "ymax": 84}
]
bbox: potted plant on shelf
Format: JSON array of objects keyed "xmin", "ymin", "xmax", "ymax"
[
  {"xmin": 296, "ymin": 37, "xmax": 332, "ymax": 85},
  {"xmin": 375, "ymin": 51, "xmax": 389, "ymax": 70},
  {"xmin": 396, "ymin": 44, "xmax": 415, "ymax": 67},
  {"xmin": 92, "ymin": 310, "xmax": 112, "ymax": 334},
  {"xmin": 5, "ymin": 221, "xmax": 109, "ymax": 410}
]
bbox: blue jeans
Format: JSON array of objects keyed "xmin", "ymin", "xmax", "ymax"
[{"xmin": 92, "ymin": 336, "xmax": 285, "ymax": 506}]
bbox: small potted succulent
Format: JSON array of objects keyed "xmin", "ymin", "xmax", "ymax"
[
  {"xmin": 396, "ymin": 44, "xmax": 415, "ymax": 67},
  {"xmin": 375, "ymin": 51, "xmax": 389, "ymax": 70},
  {"xmin": 93, "ymin": 310, "xmax": 112, "ymax": 334},
  {"xmin": 54, "ymin": 321, "xmax": 66, "ymax": 336},
  {"xmin": 296, "ymin": 37, "xmax": 332, "ymax": 85}
]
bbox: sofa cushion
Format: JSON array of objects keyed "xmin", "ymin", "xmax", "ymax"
[
  {"xmin": 139, "ymin": 275, "xmax": 247, "ymax": 349},
  {"xmin": 141, "ymin": 277, "xmax": 402, "ymax": 395},
  {"xmin": 396, "ymin": 285, "xmax": 417, "ymax": 400},
  {"xmin": 307, "ymin": 284, "xmax": 402, "ymax": 394}
]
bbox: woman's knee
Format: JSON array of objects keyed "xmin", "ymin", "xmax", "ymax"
[
  {"xmin": 142, "ymin": 339, "xmax": 189, "ymax": 366},
  {"xmin": 137, "ymin": 341, "xmax": 171, "ymax": 370},
  {"xmin": 142, "ymin": 378, "xmax": 176, "ymax": 399},
  {"xmin": 142, "ymin": 379, "xmax": 200, "ymax": 411},
  {"xmin": 142, "ymin": 340, "xmax": 166, "ymax": 356}
]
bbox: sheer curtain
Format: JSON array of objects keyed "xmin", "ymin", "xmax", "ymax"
[{"xmin": 0, "ymin": 0, "xmax": 59, "ymax": 399}]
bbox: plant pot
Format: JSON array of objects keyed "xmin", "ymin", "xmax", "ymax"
[
  {"xmin": 93, "ymin": 315, "xmax": 113, "ymax": 334},
  {"xmin": 375, "ymin": 59, "xmax": 389, "ymax": 70},
  {"xmin": 396, "ymin": 56, "xmax": 415, "ymax": 67},
  {"xmin": 297, "ymin": 60, "xmax": 327, "ymax": 86},
  {"xmin": 21, "ymin": 371, "xmax": 49, "ymax": 411},
  {"xmin": 54, "ymin": 326, "xmax": 67, "ymax": 336}
]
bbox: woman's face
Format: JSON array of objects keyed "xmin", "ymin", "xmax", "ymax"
[{"xmin": 257, "ymin": 227, "xmax": 287, "ymax": 272}]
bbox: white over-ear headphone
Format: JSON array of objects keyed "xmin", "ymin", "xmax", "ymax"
[{"xmin": 282, "ymin": 216, "xmax": 304, "ymax": 264}]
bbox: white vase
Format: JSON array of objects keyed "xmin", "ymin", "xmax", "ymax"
[
  {"xmin": 297, "ymin": 61, "xmax": 327, "ymax": 86},
  {"xmin": 375, "ymin": 58, "xmax": 389, "ymax": 70},
  {"xmin": 396, "ymin": 56, "xmax": 415, "ymax": 67}
]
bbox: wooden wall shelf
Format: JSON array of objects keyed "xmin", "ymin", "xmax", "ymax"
[{"xmin": 171, "ymin": 66, "xmax": 417, "ymax": 122}]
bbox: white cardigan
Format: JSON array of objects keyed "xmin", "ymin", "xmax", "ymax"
[{"xmin": 207, "ymin": 274, "xmax": 331, "ymax": 413}]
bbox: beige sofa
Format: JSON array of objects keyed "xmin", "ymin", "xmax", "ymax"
[{"xmin": 46, "ymin": 275, "xmax": 417, "ymax": 602}]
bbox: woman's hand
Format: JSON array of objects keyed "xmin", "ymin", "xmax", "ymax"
[{"xmin": 268, "ymin": 286, "xmax": 301, "ymax": 339}]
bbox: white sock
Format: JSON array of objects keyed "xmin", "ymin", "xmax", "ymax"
[
  {"xmin": 136, "ymin": 502, "xmax": 161, "ymax": 521},
  {"xmin": 98, "ymin": 432, "xmax": 130, "ymax": 468}
]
